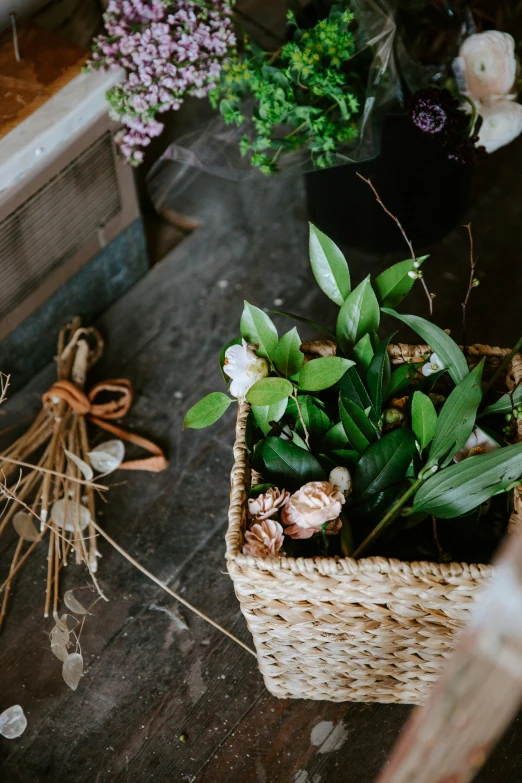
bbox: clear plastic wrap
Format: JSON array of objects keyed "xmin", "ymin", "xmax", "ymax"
[{"xmin": 147, "ymin": 0, "xmax": 403, "ymax": 212}]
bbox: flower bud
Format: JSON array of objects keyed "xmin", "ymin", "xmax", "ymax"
[
  {"xmin": 329, "ymin": 466, "xmax": 352, "ymax": 496},
  {"xmin": 383, "ymin": 407, "xmax": 404, "ymax": 425},
  {"xmin": 472, "ymin": 278, "xmax": 480, "ymax": 287}
]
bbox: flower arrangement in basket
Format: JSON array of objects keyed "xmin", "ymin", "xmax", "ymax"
[{"xmin": 184, "ymin": 185, "xmax": 522, "ymax": 703}]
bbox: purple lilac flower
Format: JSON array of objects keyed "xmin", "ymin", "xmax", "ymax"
[{"xmin": 89, "ymin": 0, "xmax": 236, "ymax": 165}]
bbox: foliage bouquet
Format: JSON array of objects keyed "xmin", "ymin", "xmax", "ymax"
[{"xmin": 185, "ymin": 200, "xmax": 522, "ymax": 567}]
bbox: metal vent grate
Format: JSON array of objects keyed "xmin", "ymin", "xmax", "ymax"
[{"xmin": 0, "ymin": 132, "xmax": 121, "ymax": 320}]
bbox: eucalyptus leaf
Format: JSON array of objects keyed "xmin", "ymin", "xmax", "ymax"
[
  {"xmin": 366, "ymin": 335, "xmax": 393, "ymax": 414},
  {"xmin": 183, "ymin": 392, "xmax": 233, "ymax": 429},
  {"xmin": 298, "ymin": 356, "xmax": 354, "ymax": 392},
  {"xmin": 251, "ymin": 399, "xmax": 288, "ymax": 435},
  {"xmin": 426, "ymin": 359, "xmax": 484, "ymax": 469},
  {"xmin": 340, "ymin": 397, "xmax": 376, "ymax": 454},
  {"xmin": 262, "ymin": 436, "xmax": 325, "ymax": 489},
  {"xmin": 413, "ymin": 439, "xmax": 522, "ymax": 518},
  {"xmin": 336, "ymin": 276, "xmax": 380, "ymax": 354},
  {"xmin": 480, "ymin": 384, "xmax": 522, "ymax": 417},
  {"xmin": 12, "ymin": 511, "xmax": 39, "ymax": 542},
  {"xmin": 240, "ymin": 301, "xmax": 278, "ymax": 360},
  {"xmin": 353, "ymin": 428, "xmax": 416, "ymax": 503},
  {"xmin": 309, "ymin": 223, "xmax": 351, "ymax": 306},
  {"xmin": 62, "ymin": 652, "xmax": 84, "ymax": 691},
  {"xmin": 382, "ymin": 309, "xmax": 468, "ymax": 384},
  {"xmin": 411, "ymin": 391, "xmax": 437, "ymax": 450},
  {"xmin": 273, "ymin": 328, "xmax": 304, "ymax": 377},
  {"xmin": 246, "ymin": 377, "xmax": 293, "ymax": 406},
  {"xmin": 374, "ymin": 255, "xmax": 429, "ymax": 308},
  {"xmin": 353, "ymin": 333, "xmax": 374, "ymax": 373}
]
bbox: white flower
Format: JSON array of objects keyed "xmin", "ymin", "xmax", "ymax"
[
  {"xmin": 224, "ymin": 340, "xmax": 269, "ymax": 399},
  {"xmin": 456, "ymin": 31, "xmax": 517, "ymax": 101},
  {"xmin": 421, "ymin": 353, "xmax": 445, "ymax": 377},
  {"xmin": 453, "ymin": 427, "xmax": 499, "ymax": 462},
  {"xmin": 476, "ymin": 99, "xmax": 522, "ymax": 153},
  {"xmin": 329, "ymin": 466, "xmax": 352, "ymax": 496}
]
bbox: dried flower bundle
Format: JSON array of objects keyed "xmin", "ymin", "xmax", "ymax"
[
  {"xmin": 185, "ymin": 183, "xmax": 522, "ymax": 564},
  {"xmin": 0, "ymin": 319, "xmax": 169, "ymax": 688}
]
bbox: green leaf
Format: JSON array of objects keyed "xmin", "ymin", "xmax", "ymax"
[
  {"xmin": 338, "ymin": 367, "xmax": 377, "ymax": 423},
  {"xmin": 320, "ymin": 421, "xmax": 349, "ymax": 451},
  {"xmin": 353, "ymin": 428, "xmax": 416, "ymax": 503},
  {"xmin": 374, "ymin": 255, "xmax": 429, "ymax": 308},
  {"xmin": 382, "ymin": 309, "xmax": 468, "ymax": 385},
  {"xmin": 262, "ymin": 436, "xmax": 326, "ymax": 490},
  {"xmin": 413, "ymin": 440, "xmax": 522, "ymax": 518},
  {"xmin": 353, "ymin": 333, "xmax": 374, "ymax": 373},
  {"xmin": 273, "ymin": 328, "xmax": 304, "ymax": 377},
  {"xmin": 426, "ymin": 359, "xmax": 484, "ymax": 469},
  {"xmin": 251, "ymin": 399, "xmax": 288, "ymax": 435},
  {"xmin": 240, "ymin": 301, "xmax": 278, "ymax": 361},
  {"xmin": 219, "ymin": 338, "xmax": 242, "ymax": 385},
  {"xmin": 336, "ymin": 276, "xmax": 380, "ymax": 354},
  {"xmin": 366, "ymin": 335, "xmax": 393, "ymax": 414},
  {"xmin": 480, "ymin": 385, "xmax": 522, "ymax": 417},
  {"xmin": 330, "ymin": 449, "xmax": 360, "ymax": 468},
  {"xmin": 387, "ymin": 363, "xmax": 419, "ymax": 400},
  {"xmin": 246, "ymin": 377, "xmax": 293, "ymax": 406},
  {"xmin": 340, "ymin": 397, "xmax": 377, "ymax": 454},
  {"xmin": 411, "ymin": 391, "xmax": 437, "ymax": 450},
  {"xmin": 298, "ymin": 356, "xmax": 354, "ymax": 392},
  {"xmin": 309, "ymin": 223, "xmax": 351, "ymax": 306},
  {"xmin": 183, "ymin": 393, "xmax": 233, "ymax": 429},
  {"xmin": 249, "ymin": 482, "xmax": 275, "ymax": 498},
  {"xmin": 291, "ymin": 395, "xmax": 331, "ymax": 443},
  {"xmin": 269, "ymin": 310, "xmax": 336, "ymax": 340}
]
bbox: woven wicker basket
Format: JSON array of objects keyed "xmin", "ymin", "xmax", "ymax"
[{"xmin": 226, "ymin": 344, "xmax": 522, "ymax": 705}]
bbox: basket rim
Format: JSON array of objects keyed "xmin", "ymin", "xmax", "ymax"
[{"xmin": 225, "ymin": 343, "xmax": 518, "ymax": 581}]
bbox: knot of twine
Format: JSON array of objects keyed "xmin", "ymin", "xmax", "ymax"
[{"xmin": 42, "ymin": 379, "xmax": 168, "ymax": 473}]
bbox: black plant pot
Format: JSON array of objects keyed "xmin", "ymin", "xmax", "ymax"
[{"xmin": 305, "ymin": 115, "xmax": 471, "ymax": 253}]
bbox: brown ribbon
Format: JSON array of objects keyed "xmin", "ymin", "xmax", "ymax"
[{"xmin": 42, "ymin": 379, "xmax": 168, "ymax": 472}]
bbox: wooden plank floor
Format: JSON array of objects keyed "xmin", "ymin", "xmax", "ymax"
[{"xmin": 1, "ymin": 138, "xmax": 522, "ymax": 782}]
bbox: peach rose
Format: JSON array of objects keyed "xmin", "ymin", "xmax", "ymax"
[
  {"xmin": 457, "ymin": 31, "xmax": 517, "ymax": 101},
  {"xmin": 242, "ymin": 519, "xmax": 284, "ymax": 557},
  {"xmin": 281, "ymin": 481, "xmax": 344, "ymax": 540},
  {"xmin": 248, "ymin": 487, "xmax": 290, "ymax": 521}
]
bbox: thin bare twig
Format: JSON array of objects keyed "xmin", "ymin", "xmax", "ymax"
[
  {"xmin": 356, "ymin": 173, "xmax": 433, "ymax": 317},
  {"xmin": 461, "ymin": 223, "xmax": 477, "ymax": 346}
]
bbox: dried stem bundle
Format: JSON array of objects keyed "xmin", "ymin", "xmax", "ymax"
[{"xmin": 0, "ymin": 320, "xmax": 112, "ymax": 629}]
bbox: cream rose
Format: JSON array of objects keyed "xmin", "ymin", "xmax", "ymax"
[
  {"xmin": 477, "ymin": 99, "xmax": 522, "ymax": 153},
  {"xmin": 281, "ymin": 481, "xmax": 344, "ymax": 540},
  {"xmin": 457, "ymin": 31, "xmax": 517, "ymax": 101}
]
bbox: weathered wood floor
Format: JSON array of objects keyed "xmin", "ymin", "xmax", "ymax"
[{"xmin": 1, "ymin": 137, "xmax": 522, "ymax": 782}]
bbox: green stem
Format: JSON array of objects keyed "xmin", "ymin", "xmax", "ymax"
[
  {"xmin": 352, "ymin": 478, "xmax": 424, "ymax": 559},
  {"xmin": 321, "ymin": 524, "xmax": 329, "ymax": 556},
  {"xmin": 483, "ymin": 336, "xmax": 522, "ymax": 395}
]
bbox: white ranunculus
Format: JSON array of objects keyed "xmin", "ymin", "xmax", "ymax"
[
  {"xmin": 477, "ymin": 99, "xmax": 522, "ymax": 153},
  {"xmin": 453, "ymin": 427, "xmax": 499, "ymax": 462},
  {"xmin": 421, "ymin": 353, "xmax": 445, "ymax": 377},
  {"xmin": 457, "ymin": 31, "xmax": 517, "ymax": 101},
  {"xmin": 224, "ymin": 339, "xmax": 269, "ymax": 399}
]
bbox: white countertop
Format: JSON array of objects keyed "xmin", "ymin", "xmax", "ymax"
[{"xmin": 0, "ymin": 66, "xmax": 124, "ymax": 197}]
